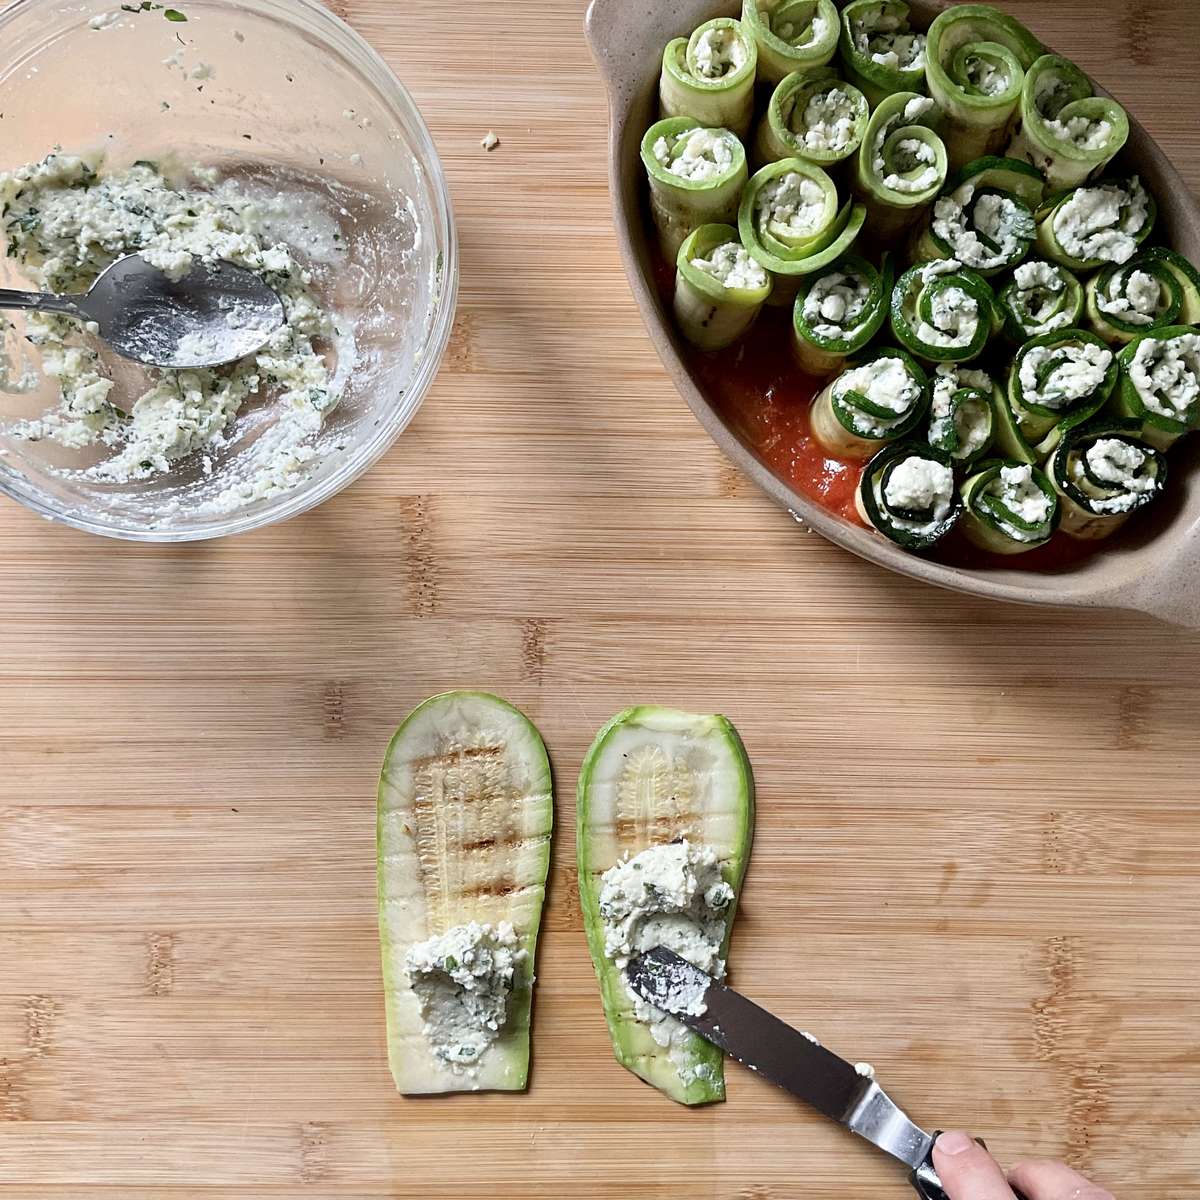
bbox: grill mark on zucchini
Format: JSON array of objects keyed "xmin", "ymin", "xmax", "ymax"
[{"xmin": 614, "ymin": 744, "xmax": 699, "ymax": 844}]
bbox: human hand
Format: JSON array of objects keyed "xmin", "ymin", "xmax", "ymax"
[{"xmin": 932, "ymin": 1130, "xmax": 1114, "ymax": 1200}]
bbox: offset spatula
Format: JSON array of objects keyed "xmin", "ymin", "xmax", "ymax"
[{"xmin": 627, "ymin": 948, "xmax": 1029, "ymax": 1200}]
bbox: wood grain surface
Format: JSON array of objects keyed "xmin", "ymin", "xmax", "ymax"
[{"xmin": 3, "ymin": 1, "xmax": 1200, "ymax": 1197}]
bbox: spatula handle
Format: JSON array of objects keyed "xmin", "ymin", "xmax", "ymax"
[{"xmin": 908, "ymin": 1135, "xmax": 1031, "ymax": 1200}]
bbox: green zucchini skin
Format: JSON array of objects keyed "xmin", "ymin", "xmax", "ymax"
[
  {"xmin": 1034, "ymin": 178, "xmax": 1156, "ymax": 273},
  {"xmin": 856, "ymin": 441, "xmax": 962, "ymax": 550},
  {"xmin": 838, "ymin": 0, "xmax": 927, "ymax": 108},
  {"xmin": 675, "ymin": 223, "xmax": 772, "ymax": 350},
  {"xmin": 576, "ymin": 706, "xmax": 755, "ymax": 1106},
  {"xmin": 1084, "ymin": 254, "xmax": 1183, "ymax": 346},
  {"xmin": 960, "ymin": 458, "xmax": 1060, "ymax": 553},
  {"xmin": 660, "ymin": 18, "xmax": 759, "ymax": 139},
  {"xmin": 742, "ymin": 0, "xmax": 839, "ymax": 85},
  {"xmin": 1112, "ymin": 325, "xmax": 1200, "ymax": 451},
  {"xmin": 793, "ymin": 253, "xmax": 892, "ymax": 376}
]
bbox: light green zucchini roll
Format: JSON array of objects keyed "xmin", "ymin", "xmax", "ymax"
[
  {"xmin": 810, "ymin": 345, "xmax": 928, "ymax": 459},
  {"xmin": 641, "ymin": 118, "xmax": 749, "ymax": 260},
  {"xmin": 756, "ymin": 70, "xmax": 869, "ymax": 168},
  {"xmin": 913, "ymin": 156, "xmax": 1043, "ymax": 277},
  {"xmin": 997, "ymin": 327, "xmax": 1117, "ymax": 462},
  {"xmin": 660, "ymin": 18, "xmax": 758, "ymax": 139},
  {"xmin": 1139, "ymin": 247, "xmax": 1200, "ymax": 326},
  {"xmin": 997, "ymin": 259, "xmax": 1084, "ymax": 342},
  {"xmin": 927, "ymin": 363, "xmax": 998, "ymax": 469},
  {"xmin": 674, "ymin": 224, "xmax": 773, "ymax": 350},
  {"xmin": 792, "ymin": 253, "xmax": 892, "ymax": 375},
  {"xmin": 925, "ymin": 4, "xmax": 1043, "ymax": 169},
  {"xmin": 739, "ymin": 158, "xmax": 867, "ymax": 306},
  {"xmin": 1007, "ymin": 55, "xmax": 1129, "ymax": 191},
  {"xmin": 1035, "ymin": 176, "xmax": 1156, "ymax": 272},
  {"xmin": 961, "ymin": 459, "xmax": 1059, "ymax": 553},
  {"xmin": 1113, "ymin": 326, "xmax": 1200, "ymax": 451},
  {"xmin": 839, "ymin": 0, "xmax": 927, "ymax": 108},
  {"xmin": 1085, "ymin": 253, "xmax": 1183, "ymax": 345},
  {"xmin": 856, "ymin": 441, "xmax": 961, "ymax": 550},
  {"xmin": 741, "ymin": 0, "xmax": 839, "ymax": 85},
  {"xmin": 1047, "ymin": 419, "xmax": 1167, "ymax": 539},
  {"xmin": 890, "ymin": 258, "xmax": 996, "ymax": 363},
  {"xmin": 852, "ymin": 92, "xmax": 948, "ymax": 241}
]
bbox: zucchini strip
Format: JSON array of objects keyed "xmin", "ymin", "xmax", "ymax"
[
  {"xmin": 793, "ymin": 253, "xmax": 892, "ymax": 376},
  {"xmin": 1007, "ymin": 55, "xmax": 1129, "ymax": 191},
  {"xmin": 1047, "ymin": 419, "xmax": 1167, "ymax": 539},
  {"xmin": 660, "ymin": 18, "xmax": 758, "ymax": 140},
  {"xmin": 838, "ymin": 0, "xmax": 927, "ymax": 108},
  {"xmin": 927, "ymin": 363, "xmax": 999, "ymax": 469},
  {"xmin": 890, "ymin": 258, "xmax": 996, "ymax": 363},
  {"xmin": 675, "ymin": 223, "xmax": 772, "ymax": 350},
  {"xmin": 756, "ymin": 70, "xmax": 869, "ymax": 168},
  {"xmin": 852, "ymin": 92, "xmax": 949, "ymax": 241},
  {"xmin": 1085, "ymin": 253, "xmax": 1183, "ymax": 345},
  {"xmin": 913, "ymin": 156, "xmax": 1043, "ymax": 277},
  {"xmin": 1140, "ymin": 247, "xmax": 1200, "ymax": 326},
  {"xmin": 741, "ymin": 0, "xmax": 839, "ymax": 85},
  {"xmin": 1035, "ymin": 176, "xmax": 1156, "ymax": 272},
  {"xmin": 641, "ymin": 118, "xmax": 749, "ymax": 261},
  {"xmin": 1113, "ymin": 326, "xmax": 1200, "ymax": 451},
  {"xmin": 997, "ymin": 259, "xmax": 1083, "ymax": 342},
  {"xmin": 856, "ymin": 441, "xmax": 961, "ymax": 550},
  {"xmin": 811, "ymin": 345, "xmax": 929, "ymax": 459},
  {"xmin": 925, "ymin": 4, "xmax": 1043, "ymax": 169},
  {"xmin": 961, "ymin": 459, "xmax": 1059, "ymax": 553}
]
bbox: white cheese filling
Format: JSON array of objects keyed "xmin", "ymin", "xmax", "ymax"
[
  {"xmin": 405, "ymin": 922, "xmax": 524, "ymax": 1071},
  {"xmin": 1073, "ymin": 437, "xmax": 1155, "ymax": 513},
  {"xmin": 1018, "ymin": 340, "xmax": 1112, "ymax": 410},
  {"xmin": 1045, "ymin": 114, "xmax": 1113, "ymax": 150},
  {"xmin": 932, "ymin": 183, "xmax": 1029, "ymax": 270},
  {"xmin": 803, "ymin": 269, "xmax": 871, "ymax": 339},
  {"xmin": 797, "ymin": 86, "xmax": 860, "ymax": 154},
  {"xmin": 833, "ymin": 355, "xmax": 920, "ymax": 434},
  {"xmin": 929, "ymin": 365, "xmax": 993, "ymax": 459},
  {"xmin": 692, "ymin": 26, "xmax": 748, "ymax": 79},
  {"xmin": 769, "ymin": 4, "xmax": 830, "ymax": 48},
  {"xmin": 1095, "ymin": 267, "xmax": 1163, "ymax": 326},
  {"xmin": 883, "ymin": 455, "xmax": 954, "ymax": 525},
  {"xmin": 690, "ymin": 241, "xmax": 768, "ymax": 291},
  {"xmin": 1128, "ymin": 331, "xmax": 1200, "ymax": 421},
  {"xmin": 851, "ymin": 5, "xmax": 926, "ymax": 70},
  {"xmin": 916, "ymin": 283, "xmax": 979, "ymax": 348},
  {"xmin": 1051, "ymin": 178, "xmax": 1150, "ymax": 266},
  {"xmin": 756, "ymin": 171, "xmax": 827, "ymax": 238},
  {"xmin": 964, "ymin": 53, "xmax": 1009, "ymax": 96},
  {"xmin": 882, "ymin": 137, "xmax": 938, "ymax": 194},
  {"xmin": 992, "ymin": 464, "xmax": 1052, "ymax": 538},
  {"xmin": 653, "ymin": 127, "xmax": 736, "ymax": 182},
  {"xmin": 1011, "ymin": 260, "xmax": 1071, "ymax": 330}
]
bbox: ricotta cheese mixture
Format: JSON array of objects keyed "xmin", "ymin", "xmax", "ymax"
[
  {"xmin": 803, "ymin": 270, "xmax": 871, "ymax": 339},
  {"xmin": 929, "ymin": 364, "xmax": 993, "ymax": 460},
  {"xmin": 0, "ymin": 151, "xmax": 348, "ymax": 511},
  {"xmin": 692, "ymin": 26, "xmax": 748, "ymax": 79},
  {"xmin": 1094, "ymin": 267, "xmax": 1163, "ymax": 326},
  {"xmin": 1127, "ymin": 331, "xmax": 1200, "ymax": 422},
  {"xmin": 1074, "ymin": 437, "xmax": 1155, "ymax": 513},
  {"xmin": 914, "ymin": 266, "xmax": 978, "ymax": 349},
  {"xmin": 932, "ymin": 183, "xmax": 1033, "ymax": 270},
  {"xmin": 871, "ymin": 97, "xmax": 937, "ymax": 194},
  {"xmin": 851, "ymin": 4, "xmax": 926, "ymax": 71},
  {"xmin": 1018, "ymin": 340, "xmax": 1112, "ymax": 410},
  {"xmin": 1010, "ymin": 260, "xmax": 1072, "ymax": 332},
  {"xmin": 833, "ymin": 355, "xmax": 920, "ymax": 434},
  {"xmin": 757, "ymin": 172, "xmax": 827, "ymax": 238},
  {"xmin": 690, "ymin": 242, "xmax": 768, "ymax": 291},
  {"xmin": 883, "ymin": 455, "xmax": 954, "ymax": 524},
  {"xmin": 773, "ymin": 8, "xmax": 829, "ymax": 48},
  {"xmin": 992, "ymin": 464, "xmax": 1052, "ymax": 537},
  {"xmin": 796, "ymin": 86, "xmax": 860, "ymax": 154},
  {"xmin": 1045, "ymin": 114, "xmax": 1113, "ymax": 151},
  {"xmin": 1052, "ymin": 177, "xmax": 1149, "ymax": 266},
  {"xmin": 405, "ymin": 921, "xmax": 524, "ymax": 1070},
  {"xmin": 653, "ymin": 128, "xmax": 736, "ymax": 182},
  {"xmin": 963, "ymin": 53, "xmax": 1008, "ymax": 97}
]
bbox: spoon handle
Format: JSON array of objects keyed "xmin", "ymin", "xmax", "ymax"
[{"xmin": 0, "ymin": 287, "xmax": 87, "ymax": 319}]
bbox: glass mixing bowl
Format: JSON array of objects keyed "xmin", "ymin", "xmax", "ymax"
[{"xmin": 0, "ymin": 0, "xmax": 456, "ymax": 540}]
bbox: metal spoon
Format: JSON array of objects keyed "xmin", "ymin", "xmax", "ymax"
[{"xmin": 0, "ymin": 254, "xmax": 286, "ymax": 369}]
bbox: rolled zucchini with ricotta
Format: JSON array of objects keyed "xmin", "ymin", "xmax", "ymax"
[
  {"xmin": 913, "ymin": 156, "xmax": 1043, "ymax": 277},
  {"xmin": 755, "ymin": 70, "xmax": 869, "ymax": 169},
  {"xmin": 641, "ymin": 119, "xmax": 749, "ymax": 261},
  {"xmin": 377, "ymin": 691, "xmax": 553, "ymax": 1094},
  {"xmin": 660, "ymin": 18, "xmax": 758, "ymax": 140},
  {"xmin": 927, "ymin": 363, "xmax": 999, "ymax": 469},
  {"xmin": 890, "ymin": 258, "xmax": 996, "ymax": 364},
  {"xmin": 1035, "ymin": 176, "xmax": 1156, "ymax": 272},
  {"xmin": 739, "ymin": 158, "xmax": 867, "ymax": 306},
  {"xmin": 1007, "ymin": 55, "xmax": 1129, "ymax": 191},
  {"xmin": 838, "ymin": 0, "xmax": 927, "ymax": 108},
  {"xmin": 674, "ymin": 224, "xmax": 772, "ymax": 350},
  {"xmin": 997, "ymin": 259, "xmax": 1084, "ymax": 343},
  {"xmin": 852, "ymin": 93, "xmax": 949, "ymax": 242},
  {"xmin": 1113, "ymin": 326, "xmax": 1200, "ymax": 451},
  {"xmin": 960, "ymin": 459, "xmax": 1059, "ymax": 553},
  {"xmin": 856, "ymin": 441, "xmax": 961, "ymax": 550},
  {"xmin": 925, "ymin": 4, "xmax": 1043, "ymax": 169},
  {"xmin": 1084, "ymin": 253, "xmax": 1183, "ymax": 345},
  {"xmin": 577, "ymin": 706, "xmax": 755, "ymax": 1106},
  {"xmin": 1140, "ymin": 247, "xmax": 1200, "ymax": 326},
  {"xmin": 997, "ymin": 327, "xmax": 1117, "ymax": 462},
  {"xmin": 792, "ymin": 253, "xmax": 892, "ymax": 376},
  {"xmin": 741, "ymin": 0, "xmax": 839, "ymax": 85},
  {"xmin": 811, "ymin": 345, "xmax": 929, "ymax": 459},
  {"xmin": 1047, "ymin": 420, "xmax": 1167, "ymax": 539}
]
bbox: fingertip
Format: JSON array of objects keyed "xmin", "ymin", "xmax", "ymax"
[{"xmin": 934, "ymin": 1130, "xmax": 976, "ymax": 1158}]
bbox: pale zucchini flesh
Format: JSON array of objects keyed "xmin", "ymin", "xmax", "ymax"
[{"xmin": 377, "ymin": 691, "xmax": 552, "ymax": 1094}]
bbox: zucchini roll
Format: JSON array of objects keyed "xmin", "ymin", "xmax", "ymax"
[
  {"xmin": 961, "ymin": 460, "xmax": 1059, "ymax": 553},
  {"xmin": 660, "ymin": 18, "xmax": 758, "ymax": 139},
  {"xmin": 925, "ymin": 4, "xmax": 1043, "ymax": 169},
  {"xmin": 997, "ymin": 259, "xmax": 1083, "ymax": 342},
  {"xmin": 1113, "ymin": 326, "xmax": 1200, "ymax": 451},
  {"xmin": 1085, "ymin": 254, "xmax": 1183, "ymax": 345},
  {"xmin": 857, "ymin": 442, "xmax": 961, "ymax": 550},
  {"xmin": 1140, "ymin": 247, "xmax": 1200, "ymax": 326},
  {"xmin": 927, "ymin": 363, "xmax": 998, "ymax": 469},
  {"xmin": 1047, "ymin": 420, "xmax": 1167, "ymax": 539},
  {"xmin": 1035, "ymin": 176, "xmax": 1156, "ymax": 272},
  {"xmin": 838, "ymin": 1, "xmax": 927, "ymax": 107},
  {"xmin": 741, "ymin": 0, "xmax": 839, "ymax": 85},
  {"xmin": 890, "ymin": 259, "xmax": 996, "ymax": 364},
  {"xmin": 811, "ymin": 346, "xmax": 928, "ymax": 459},
  {"xmin": 756, "ymin": 70, "xmax": 869, "ymax": 169},
  {"xmin": 793, "ymin": 253, "xmax": 892, "ymax": 375},
  {"xmin": 739, "ymin": 158, "xmax": 867, "ymax": 306},
  {"xmin": 913, "ymin": 156, "xmax": 1043, "ymax": 277},
  {"xmin": 641, "ymin": 119, "xmax": 749, "ymax": 260},
  {"xmin": 674, "ymin": 224, "xmax": 773, "ymax": 350},
  {"xmin": 852, "ymin": 93, "xmax": 948, "ymax": 241},
  {"xmin": 998, "ymin": 328, "xmax": 1116, "ymax": 461},
  {"xmin": 1007, "ymin": 55, "xmax": 1129, "ymax": 191}
]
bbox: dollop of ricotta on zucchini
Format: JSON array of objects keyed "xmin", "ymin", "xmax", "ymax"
[
  {"xmin": 653, "ymin": 127, "xmax": 738, "ymax": 182},
  {"xmin": 1128, "ymin": 330, "xmax": 1200, "ymax": 421},
  {"xmin": 1052, "ymin": 177, "xmax": 1150, "ymax": 266},
  {"xmin": 756, "ymin": 171, "xmax": 827, "ymax": 236},
  {"xmin": 693, "ymin": 26, "xmax": 749, "ymax": 79},
  {"xmin": 804, "ymin": 270, "xmax": 872, "ymax": 338},
  {"xmin": 1018, "ymin": 340, "xmax": 1113, "ymax": 409},
  {"xmin": 834, "ymin": 354, "xmax": 921, "ymax": 433},
  {"xmin": 689, "ymin": 241, "xmax": 769, "ymax": 290},
  {"xmin": 851, "ymin": 5, "xmax": 926, "ymax": 70}
]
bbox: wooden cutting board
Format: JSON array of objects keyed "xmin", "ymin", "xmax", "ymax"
[{"xmin": 3, "ymin": 1, "xmax": 1200, "ymax": 1196}]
